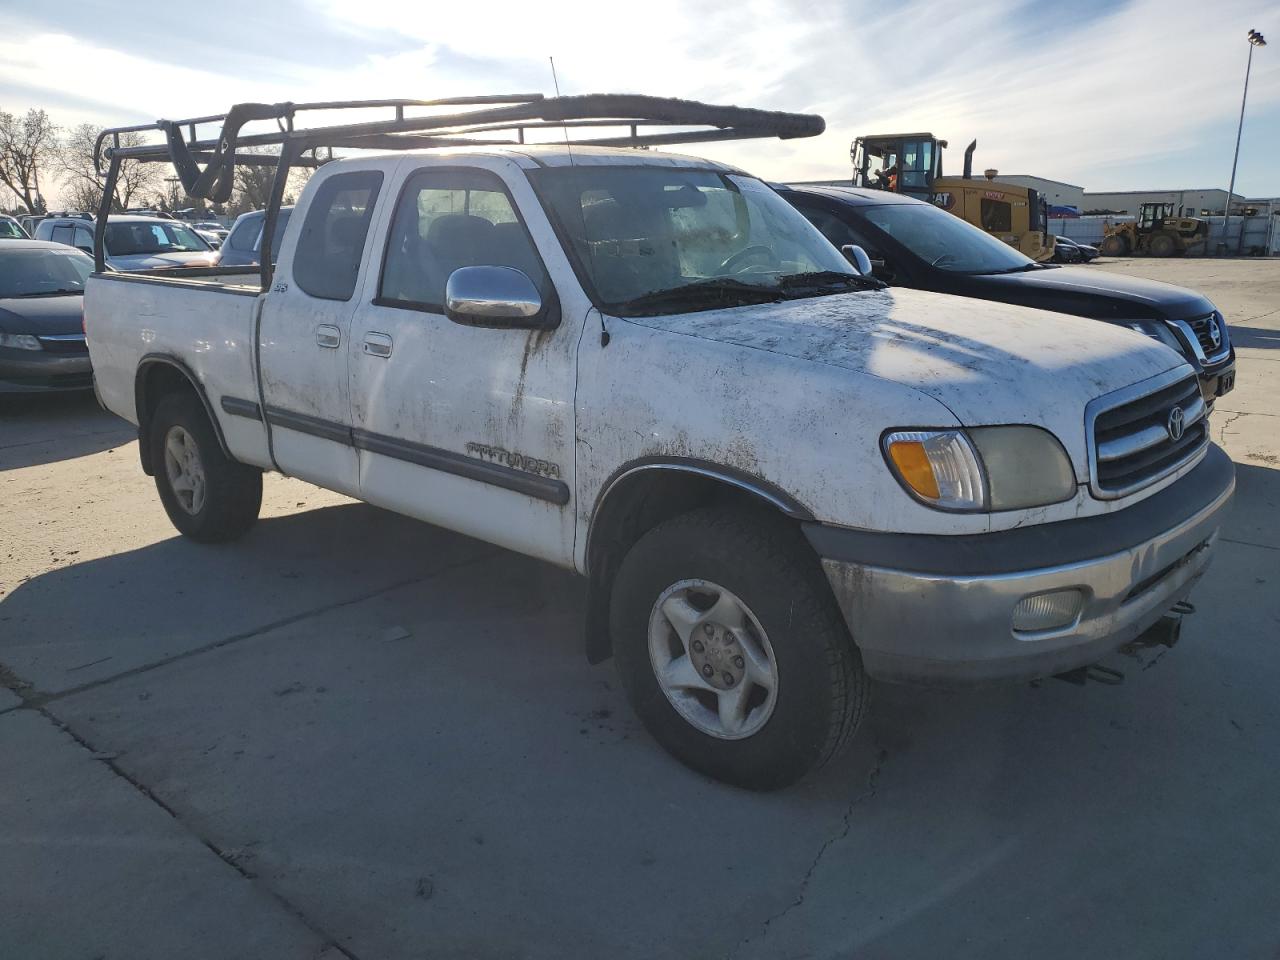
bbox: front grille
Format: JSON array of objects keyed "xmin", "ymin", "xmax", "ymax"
[
  {"xmin": 36, "ymin": 334, "xmax": 88, "ymax": 355},
  {"xmin": 1090, "ymin": 373, "xmax": 1208, "ymax": 498},
  {"xmin": 1183, "ymin": 313, "xmax": 1229, "ymax": 361}
]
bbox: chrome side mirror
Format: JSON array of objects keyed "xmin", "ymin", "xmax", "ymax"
[
  {"xmin": 841, "ymin": 244, "xmax": 873, "ymax": 277},
  {"xmin": 444, "ymin": 265, "xmax": 552, "ymax": 329}
]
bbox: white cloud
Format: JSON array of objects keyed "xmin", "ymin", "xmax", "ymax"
[{"xmin": 3, "ymin": 0, "xmax": 1277, "ymax": 205}]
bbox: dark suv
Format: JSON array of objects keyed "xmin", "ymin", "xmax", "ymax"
[{"xmin": 779, "ymin": 185, "xmax": 1235, "ymax": 403}]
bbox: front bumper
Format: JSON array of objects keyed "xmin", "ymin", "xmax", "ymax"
[
  {"xmin": 0, "ymin": 349, "xmax": 93, "ymax": 393},
  {"xmin": 807, "ymin": 445, "xmax": 1235, "ymax": 685}
]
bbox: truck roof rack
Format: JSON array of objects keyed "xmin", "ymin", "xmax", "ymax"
[
  {"xmin": 89, "ymin": 93, "xmax": 825, "ymax": 284},
  {"xmin": 95, "ymin": 94, "xmax": 824, "ymax": 199}
]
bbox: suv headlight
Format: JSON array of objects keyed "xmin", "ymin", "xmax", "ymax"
[
  {"xmin": 883, "ymin": 426, "xmax": 1076, "ymax": 512},
  {"xmin": 1122, "ymin": 320, "xmax": 1182, "ymax": 351},
  {"xmin": 0, "ymin": 333, "xmax": 42, "ymax": 351}
]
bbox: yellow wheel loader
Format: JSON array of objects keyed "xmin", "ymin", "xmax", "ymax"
[
  {"xmin": 1100, "ymin": 203, "xmax": 1209, "ymax": 257},
  {"xmin": 850, "ymin": 134, "xmax": 1056, "ymax": 262}
]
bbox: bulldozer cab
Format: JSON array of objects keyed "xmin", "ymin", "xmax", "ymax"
[
  {"xmin": 851, "ymin": 133, "xmax": 946, "ymax": 201},
  {"xmin": 1139, "ymin": 202, "xmax": 1174, "ymax": 230}
]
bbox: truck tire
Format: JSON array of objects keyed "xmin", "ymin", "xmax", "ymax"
[
  {"xmin": 610, "ymin": 505, "xmax": 867, "ymax": 790},
  {"xmin": 1100, "ymin": 235, "xmax": 1128, "ymax": 257},
  {"xmin": 150, "ymin": 393, "xmax": 262, "ymax": 542},
  {"xmin": 1149, "ymin": 233, "xmax": 1176, "ymax": 257}
]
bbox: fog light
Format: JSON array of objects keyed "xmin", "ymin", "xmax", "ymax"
[{"xmin": 1012, "ymin": 589, "xmax": 1084, "ymax": 632}]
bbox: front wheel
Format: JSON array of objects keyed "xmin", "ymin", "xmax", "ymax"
[
  {"xmin": 150, "ymin": 393, "xmax": 262, "ymax": 542},
  {"xmin": 1101, "ymin": 234, "xmax": 1128, "ymax": 257},
  {"xmin": 611, "ymin": 506, "xmax": 868, "ymax": 790}
]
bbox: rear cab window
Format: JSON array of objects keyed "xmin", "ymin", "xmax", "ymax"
[{"xmin": 294, "ymin": 171, "xmax": 383, "ymax": 301}]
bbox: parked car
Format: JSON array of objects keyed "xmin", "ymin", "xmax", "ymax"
[
  {"xmin": 1054, "ymin": 235, "xmax": 1099, "ymax": 263},
  {"xmin": 88, "ymin": 141, "xmax": 1234, "ymax": 789},
  {"xmin": 18, "ymin": 215, "xmax": 46, "ymax": 236},
  {"xmin": 1, "ymin": 215, "xmax": 31, "ymax": 240},
  {"xmin": 779, "ymin": 186, "xmax": 1235, "ymax": 404},
  {"xmin": 216, "ymin": 207, "xmax": 293, "ymax": 268},
  {"xmin": 0, "ymin": 240, "xmax": 94, "ymax": 393},
  {"xmin": 37, "ymin": 214, "xmax": 217, "ymax": 271},
  {"xmin": 192, "ymin": 220, "xmax": 230, "ymax": 249}
]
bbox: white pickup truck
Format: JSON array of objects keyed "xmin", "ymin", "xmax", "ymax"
[{"xmin": 86, "ymin": 111, "xmax": 1234, "ymax": 789}]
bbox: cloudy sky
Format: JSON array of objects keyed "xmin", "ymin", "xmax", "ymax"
[{"xmin": 2, "ymin": 0, "xmax": 1278, "ymax": 203}]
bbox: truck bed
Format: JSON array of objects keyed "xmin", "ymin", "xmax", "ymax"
[{"xmin": 86, "ymin": 269, "xmax": 272, "ymax": 471}]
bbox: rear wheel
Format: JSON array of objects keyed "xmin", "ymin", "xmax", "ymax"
[
  {"xmin": 150, "ymin": 393, "xmax": 262, "ymax": 542},
  {"xmin": 611, "ymin": 506, "xmax": 867, "ymax": 790},
  {"xmin": 1100, "ymin": 234, "xmax": 1129, "ymax": 257},
  {"xmin": 1149, "ymin": 233, "xmax": 1177, "ymax": 257}
]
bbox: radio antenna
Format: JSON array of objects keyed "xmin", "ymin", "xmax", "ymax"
[{"xmin": 549, "ymin": 56, "xmax": 609, "ymax": 347}]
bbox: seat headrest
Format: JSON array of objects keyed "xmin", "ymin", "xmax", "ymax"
[{"xmin": 427, "ymin": 213, "xmax": 495, "ymax": 255}]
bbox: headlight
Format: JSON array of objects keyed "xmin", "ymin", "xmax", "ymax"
[
  {"xmin": 1122, "ymin": 320, "xmax": 1181, "ymax": 351},
  {"xmin": 883, "ymin": 430, "xmax": 986, "ymax": 510},
  {"xmin": 0, "ymin": 333, "xmax": 42, "ymax": 351},
  {"xmin": 884, "ymin": 425, "xmax": 1076, "ymax": 512}
]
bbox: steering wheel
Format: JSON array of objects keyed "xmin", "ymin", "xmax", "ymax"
[{"xmin": 719, "ymin": 244, "xmax": 780, "ymax": 275}]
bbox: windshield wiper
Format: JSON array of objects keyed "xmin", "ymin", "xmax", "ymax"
[
  {"xmin": 608, "ymin": 278, "xmax": 785, "ymax": 316},
  {"xmin": 13, "ymin": 289, "xmax": 85, "ymax": 298},
  {"xmin": 778, "ymin": 270, "xmax": 883, "ymax": 293}
]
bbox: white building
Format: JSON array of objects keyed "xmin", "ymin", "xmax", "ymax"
[{"xmin": 1079, "ymin": 188, "xmax": 1247, "ymax": 217}]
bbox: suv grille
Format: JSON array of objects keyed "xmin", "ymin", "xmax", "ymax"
[
  {"xmin": 1090, "ymin": 373, "xmax": 1208, "ymax": 499},
  {"xmin": 1183, "ymin": 312, "xmax": 1229, "ymax": 361}
]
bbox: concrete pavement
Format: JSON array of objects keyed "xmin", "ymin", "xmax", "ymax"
[{"xmin": 2, "ymin": 259, "xmax": 1278, "ymax": 959}]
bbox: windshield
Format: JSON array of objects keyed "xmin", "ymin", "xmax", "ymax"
[
  {"xmin": 0, "ymin": 218, "xmax": 27, "ymax": 239},
  {"xmin": 104, "ymin": 221, "xmax": 210, "ymax": 256},
  {"xmin": 0, "ymin": 247, "xmax": 93, "ymax": 297},
  {"xmin": 859, "ymin": 202, "xmax": 1035, "ymax": 274},
  {"xmin": 533, "ymin": 167, "xmax": 859, "ymax": 313}
]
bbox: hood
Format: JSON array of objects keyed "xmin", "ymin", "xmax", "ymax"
[
  {"xmin": 622, "ymin": 287, "xmax": 1191, "ymax": 473},
  {"xmin": 107, "ymin": 250, "xmax": 216, "ymax": 271},
  {"xmin": 977, "ymin": 265, "xmax": 1213, "ymax": 320},
  {"xmin": 0, "ymin": 294, "xmax": 84, "ymax": 336}
]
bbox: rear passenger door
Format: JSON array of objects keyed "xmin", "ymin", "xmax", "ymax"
[
  {"xmin": 255, "ymin": 166, "xmax": 386, "ymax": 495},
  {"xmin": 348, "ymin": 160, "xmax": 579, "ymax": 565}
]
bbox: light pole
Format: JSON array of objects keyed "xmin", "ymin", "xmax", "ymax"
[{"xmin": 1223, "ymin": 28, "xmax": 1266, "ymax": 252}]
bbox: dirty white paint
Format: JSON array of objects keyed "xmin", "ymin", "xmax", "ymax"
[{"xmin": 88, "ymin": 145, "xmax": 1204, "ymax": 579}]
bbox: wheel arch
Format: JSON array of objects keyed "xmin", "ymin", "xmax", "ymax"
[
  {"xmin": 581, "ymin": 459, "xmax": 815, "ymax": 664},
  {"xmin": 134, "ymin": 354, "xmax": 231, "ymax": 475}
]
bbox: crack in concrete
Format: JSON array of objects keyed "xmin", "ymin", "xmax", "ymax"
[
  {"xmin": 19, "ymin": 550, "xmax": 499, "ymax": 707},
  {"xmin": 1218, "ymin": 411, "xmax": 1244, "ymax": 445},
  {"xmin": 726, "ymin": 745, "xmax": 888, "ymax": 960},
  {"xmin": 33, "ymin": 705, "xmax": 363, "ymax": 960}
]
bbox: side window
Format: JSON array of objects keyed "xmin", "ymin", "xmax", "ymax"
[
  {"xmin": 795, "ymin": 204, "xmax": 885, "ymax": 258},
  {"xmin": 294, "ymin": 170, "xmax": 383, "ymax": 302},
  {"xmin": 378, "ymin": 168, "xmax": 549, "ymax": 311},
  {"xmin": 74, "ymin": 226, "xmax": 93, "ymax": 250},
  {"xmin": 51, "ymin": 224, "xmax": 75, "ymax": 246},
  {"xmin": 980, "ymin": 198, "xmax": 1012, "ymax": 232},
  {"xmin": 227, "ymin": 216, "xmax": 260, "ymax": 252}
]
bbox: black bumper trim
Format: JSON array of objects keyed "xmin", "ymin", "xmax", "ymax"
[{"xmin": 804, "ymin": 443, "xmax": 1234, "ymax": 576}]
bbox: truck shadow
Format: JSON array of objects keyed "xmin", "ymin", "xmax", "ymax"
[
  {"xmin": 0, "ymin": 392, "xmax": 134, "ymax": 470},
  {"xmin": 1, "ymin": 474, "xmax": 1275, "ymax": 956},
  {"xmin": 1229, "ymin": 322, "xmax": 1280, "ymax": 351}
]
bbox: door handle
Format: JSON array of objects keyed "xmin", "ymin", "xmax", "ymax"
[
  {"xmin": 363, "ymin": 332, "xmax": 393, "ymax": 358},
  {"xmin": 316, "ymin": 324, "xmax": 341, "ymax": 349}
]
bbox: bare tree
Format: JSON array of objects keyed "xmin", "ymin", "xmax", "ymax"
[
  {"xmin": 58, "ymin": 123, "xmax": 160, "ymax": 213},
  {"xmin": 0, "ymin": 108, "xmax": 58, "ymax": 213},
  {"xmin": 228, "ymin": 148, "xmax": 313, "ymax": 216}
]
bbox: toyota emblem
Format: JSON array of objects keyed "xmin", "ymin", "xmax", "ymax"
[
  {"xmin": 1167, "ymin": 405, "xmax": 1185, "ymax": 442},
  {"xmin": 1207, "ymin": 315, "xmax": 1222, "ymax": 350}
]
